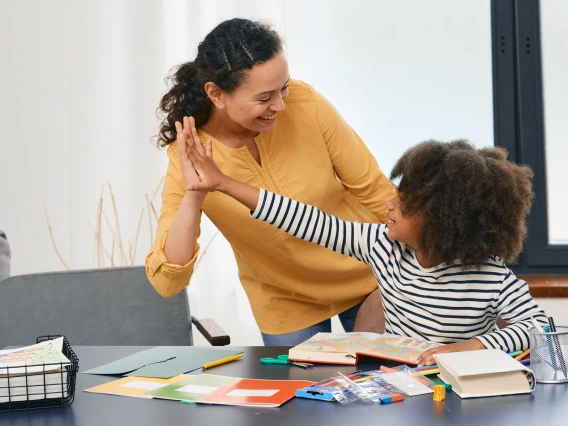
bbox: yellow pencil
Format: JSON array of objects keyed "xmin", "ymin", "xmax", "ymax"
[
  {"xmin": 515, "ymin": 349, "xmax": 530, "ymax": 361},
  {"xmin": 202, "ymin": 353, "xmax": 244, "ymax": 369}
]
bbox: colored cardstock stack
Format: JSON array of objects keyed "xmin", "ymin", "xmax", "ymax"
[{"xmin": 85, "ymin": 374, "xmax": 313, "ymax": 407}]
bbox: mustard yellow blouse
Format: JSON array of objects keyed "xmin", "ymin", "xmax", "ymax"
[{"xmin": 145, "ymin": 80, "xmax": 395, "ymax": 334}]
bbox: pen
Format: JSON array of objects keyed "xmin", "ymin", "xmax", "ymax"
[
  {"xmin": 548, "ymin": 317, "xmax": 567, "ymax": 379},
  {"xmin": 412, "ymin": 364, "xmax": 437, "ymax": 370},
  {"xmin": 508, "ymin": 351, "xmax": 523, "ymax": 358},
  {"xmin": 531, "ymin": 316, "xmax": 544, "ymax": 333},
  {"xmin": 202, "ymin": 353, "xmax": 244, "ymax": 369}
]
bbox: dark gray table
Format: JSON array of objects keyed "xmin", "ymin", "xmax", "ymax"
[{"xmin": 1, "ymin": 346, "xmax": 567, "ymax": 425}]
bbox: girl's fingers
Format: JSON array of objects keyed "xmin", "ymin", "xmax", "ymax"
[{"xmin": 205, "ymin": 139, "xmax": 213, "ymax": 159}]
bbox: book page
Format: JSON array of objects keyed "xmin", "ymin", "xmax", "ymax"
[
  {"xmin": 0, "ymin": 337, "xmax": 70, "ymax": 375},
  {"xmin": 290, "ymin": 332, "xmax": 441, "ymax": 364}
]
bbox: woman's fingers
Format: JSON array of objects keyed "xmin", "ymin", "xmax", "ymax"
[
  {"xmin": 186, "ymin": 183, "xmax": 206, "ymax": 191},
  {"xmin": 176, "ymin": 121, "xmax": 190, "ymax": 162}
]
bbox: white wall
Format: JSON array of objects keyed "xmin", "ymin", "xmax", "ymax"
[
  {"xmin": 0, "ymin": 0, "xmax": 168, "ymax": 275},
  {"xmin": 1, "ymin": 1, "xmax": 566, "ymax": 346}
]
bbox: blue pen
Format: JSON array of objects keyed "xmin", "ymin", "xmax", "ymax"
[
  {"xmin": 412, "ymin": 364, "xmax": 437, "ymax": 370},
  {"xmin": 544, "ymin": 325, "xmax": 557, "ymax": 370},
  {"xmin": 548, "ymin": 317, "xmax": 567, "ymax": 379}
]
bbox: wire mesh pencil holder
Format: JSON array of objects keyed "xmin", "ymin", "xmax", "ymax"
[
  {"xmin": 0, "ymin": 335, "xmax": 79, "ymax": 412},
  {"xmin": 529, "ymin": 326, "xmax": 568, "ymax": 384}
]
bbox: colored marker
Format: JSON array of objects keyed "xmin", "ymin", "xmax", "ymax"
[{"xmin": 415, "ymin": 368, "xmax": 440, "ymax": 376}]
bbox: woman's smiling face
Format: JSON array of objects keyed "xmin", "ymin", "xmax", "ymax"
[{"xmin": 217, "ymin": 51, "xmax": 290, "ymax": 133}]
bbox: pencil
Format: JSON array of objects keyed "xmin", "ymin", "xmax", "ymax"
[
  {"xmin": 515, "ymin": 349, "xmax": 531, "ymax": 361},
  {"xmin": 202, "ymin": 353, "xmax": 243, "ymax": 369}
]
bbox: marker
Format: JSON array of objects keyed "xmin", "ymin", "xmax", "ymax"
[
  {"xmin": 415, "ymin": 368, "xmax": 440, "ymax": 376},
  {"xmin": 515, "ymin": 349, "xmax": 531, "ymax": 361},
  {"xmin": 378, "ymin": 394, "xmax": 404, "ymax": 404}
]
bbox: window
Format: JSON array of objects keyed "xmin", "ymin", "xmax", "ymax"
[{"xmin": 492, "ymin": 0, "xmax": 568, "ymax": 273}]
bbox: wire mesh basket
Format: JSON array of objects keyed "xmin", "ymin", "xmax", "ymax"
[
  {"xmin": 0, "ymin": 335, "xmax": 79, "ymax": 412},
  {"xmin": 529, "ymin": 326, "xmax": 568, "ymax": 384}
]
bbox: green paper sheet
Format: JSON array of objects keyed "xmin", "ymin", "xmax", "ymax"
[
  {"xmin": 82, "ymin": 347, "xmax": 243, "ymax": 378},
  {"xmin": 148, "ymin": 374, "xmax": 236, "ymax": 401}
]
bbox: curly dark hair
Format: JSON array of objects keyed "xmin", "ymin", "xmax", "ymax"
[
  {"xmin": 390, "ymin": 140, "xmax": 534, "ymax": 268},
  {"xmin": 156, "ymin": 18, "xmax": 283, "ymax": 148}
]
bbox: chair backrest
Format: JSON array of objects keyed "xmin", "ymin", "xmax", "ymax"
[{"xmin": 0, "ymin": 266, "xmax": 192, "ymax": 346}]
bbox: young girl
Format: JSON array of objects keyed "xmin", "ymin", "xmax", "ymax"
[{"xmin": 179, "ymin": 125, "xmax": 548, "ymax": 365}]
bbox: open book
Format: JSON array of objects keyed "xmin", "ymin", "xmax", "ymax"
[
  {"xmin": 434, "ymin": 349, "xmax": 536, "ymax": 398},
  {"xmin": 288, "ymin": 332, "xmax": 441, "ymax": 366}
]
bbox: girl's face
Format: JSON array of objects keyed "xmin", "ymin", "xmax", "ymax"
[
  {"xmin": 216, "ymin": 51, "xmax": 290, "ymax": 133},
  {"xmin": 385, "ymin": 195, "xmax": 423, "ymax": 248}
]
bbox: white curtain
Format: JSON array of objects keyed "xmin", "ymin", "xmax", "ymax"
[{"xmin": 0, "ymin": 0, "xmax": 493, "ymax": 346}]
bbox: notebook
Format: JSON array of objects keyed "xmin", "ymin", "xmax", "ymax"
[
  {"xmin": 85, "ymin": 374, "xmax": 313, "ymax": 407},
  {"xmin": 434, "ymin": 349, "xmax": 536, "ymax": 398},
  {"xmin": 288, "ymin": 332, "xmax": 441, "ymax": 366}
]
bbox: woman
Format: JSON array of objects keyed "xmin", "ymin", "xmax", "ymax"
[{"xmin": 146, "ymin": 18, "xmax": 394, "ymax": 345}]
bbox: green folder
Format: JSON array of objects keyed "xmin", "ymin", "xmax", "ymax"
[{"xmin": 82, "ymin": 347, "xmax": 243, "ymax": 378}]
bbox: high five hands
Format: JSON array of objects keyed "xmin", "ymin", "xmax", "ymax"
[{"xmin": 175, "ymin": 116, "xmax": 227, "ymax": 193}]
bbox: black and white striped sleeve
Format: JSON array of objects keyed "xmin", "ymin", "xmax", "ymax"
[
  {"xmin": 475, "ymin": 271, "xmax": 548, "ymax": 352},
  {"xmin": 251, "ymin": 189, "xmax": 381, "ymax": 264}
]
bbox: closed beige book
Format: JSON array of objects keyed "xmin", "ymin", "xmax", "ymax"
[{"xmin": 434, "ymin": 349, "xmax": 535, "ymax": 398}]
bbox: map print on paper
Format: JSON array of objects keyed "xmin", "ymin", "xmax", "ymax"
[{"xmin": 295, "ymin": 332, "xmax": 441, "ymax": 363}]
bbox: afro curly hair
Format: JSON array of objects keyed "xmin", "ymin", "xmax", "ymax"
[{"xmin": 390, "ymin": 139, "xmax": 534, "ymax": 269}]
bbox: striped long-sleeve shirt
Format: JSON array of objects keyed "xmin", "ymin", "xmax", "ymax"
[{"xmin": 252, "ymin": 189, "xmax": 548, "ymax": 352}]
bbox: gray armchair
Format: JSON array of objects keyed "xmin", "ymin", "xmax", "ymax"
[
  {"xmin": 0, "ymin": 230, "xmax": 10, "ymax": 281},
  {"xmin": 0, "ymin": 266, "xmax": 229, "ymax": 346}
]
